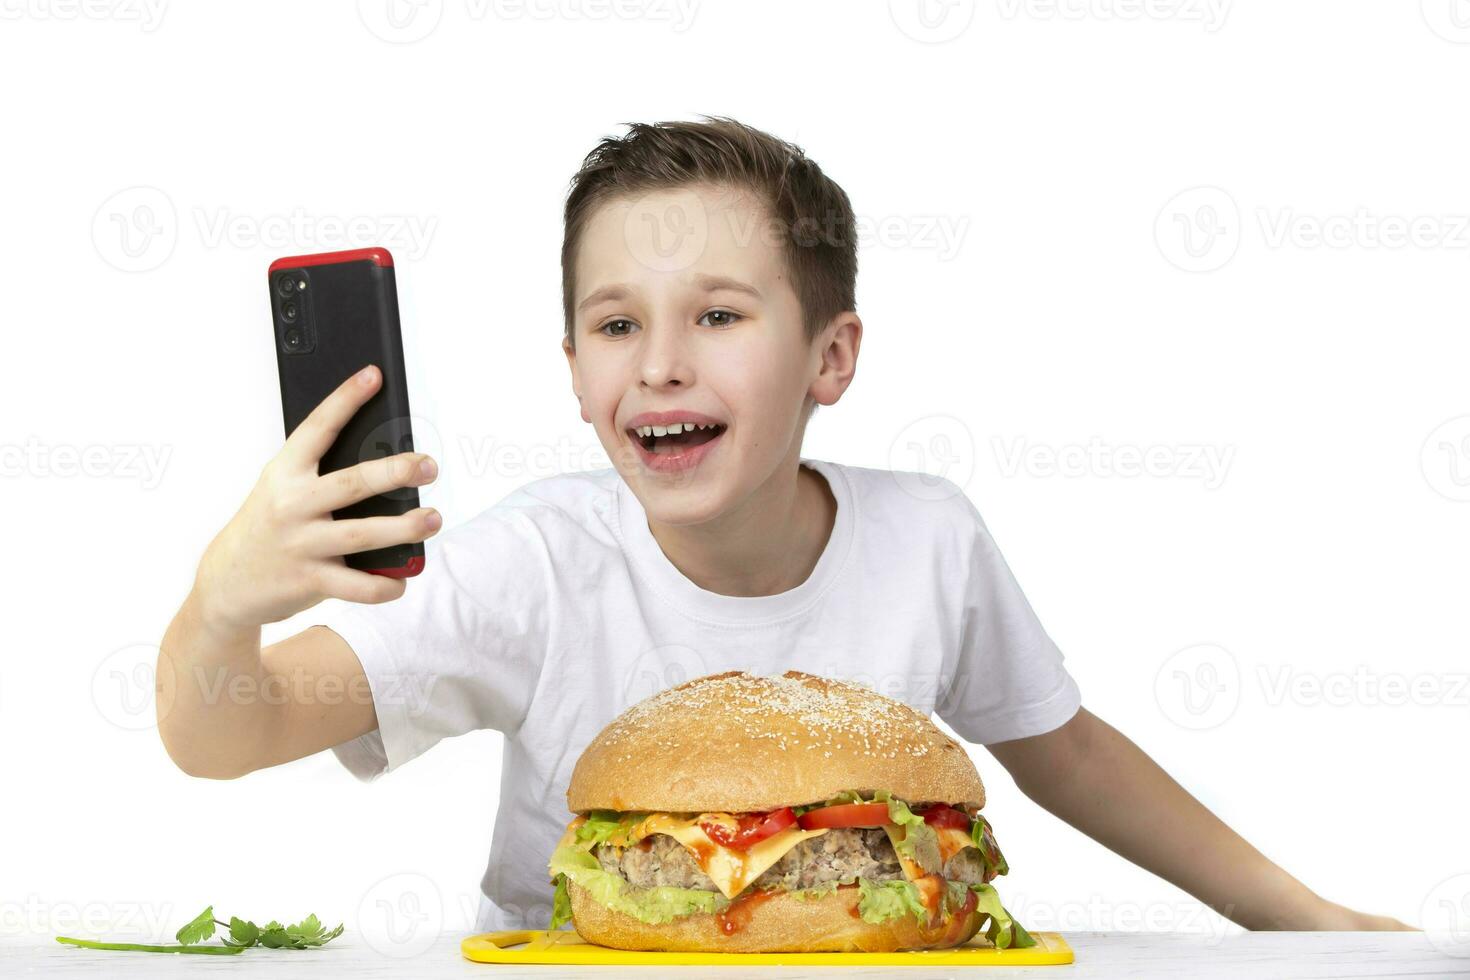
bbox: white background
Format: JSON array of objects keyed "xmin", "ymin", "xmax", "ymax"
[{"xmin": 2, "ymin": 0, "xmax": 1467, "ymax": 956}]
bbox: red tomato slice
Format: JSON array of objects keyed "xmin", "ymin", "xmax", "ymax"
[
  {"xmin": 700, "ymin": 807, "xmax": 797, "ymax": 851},
  {"xmin": 796, "ymin": 802, "xmax": 893, "ymax": 830},
  {"xmin": 917, "ymin": 805, "xmax": 971, "ymax": 830}
]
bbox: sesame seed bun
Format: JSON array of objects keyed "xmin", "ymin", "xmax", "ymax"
[
  {"xmin": 567, "ymin": 670, "xmax": 986, "ymax": 813},
  {"xmin": 567, "ymin": 879, "xmax": 988, "ymax": 953}
]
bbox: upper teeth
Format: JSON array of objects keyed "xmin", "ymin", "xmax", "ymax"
[{"xmin": 635, "ymin": 422, "xmax": 721, "ymax": 437}]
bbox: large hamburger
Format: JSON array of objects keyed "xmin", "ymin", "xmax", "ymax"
[{"xmin": 547, "ymin": 670, "xmax": 1037, "ymax": 953}]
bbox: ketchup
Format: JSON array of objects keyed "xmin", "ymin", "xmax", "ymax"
[{"xmin": 716, "ymin": 889, "xmax": 779, "ymax": 935}]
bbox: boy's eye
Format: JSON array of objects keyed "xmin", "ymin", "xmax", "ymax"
[
  {"xmin": 599, "ymin": 318, "xmax": 637, "ymax": 337},
  {"xmin": 698, "ymin": 309, "xmax": 742, "ymax": 328}
]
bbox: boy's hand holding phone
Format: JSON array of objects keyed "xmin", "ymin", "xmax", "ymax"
[
  {"xmin": 158, "ymin": 248, "xmax": 433, "ymax": 779},
  {"xmin": 193, "ymin": 365, "xmax": 441, "ymax": 632},
  {"xmin": 158, "ymin": 367, "xmax": 439, "ymax": 780}
]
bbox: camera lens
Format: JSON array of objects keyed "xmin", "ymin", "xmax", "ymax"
[
  {"xmin": 282, "ymin": 300, "xmax": 299, "ymax": 323},
  {"xmin": 284, "ymin": 328, "xmax": 303, "ymax": 350},
  {"xmin": 276, "ymin": 275, "xmax": 297, "ymax": 297}
]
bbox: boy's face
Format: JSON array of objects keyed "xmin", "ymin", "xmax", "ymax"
[{"xmin": 564, "ymin": 182, "xmax": 824, "ymax": 526}]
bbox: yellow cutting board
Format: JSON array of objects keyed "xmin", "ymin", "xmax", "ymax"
[{"xmin": 461, "ymin": 928, "xmax": 1073, "ymax": 966}]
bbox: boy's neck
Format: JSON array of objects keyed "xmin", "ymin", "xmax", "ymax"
[{"xmin": 643, "ymin": 455, "xmax": 837, "ymax": 598}]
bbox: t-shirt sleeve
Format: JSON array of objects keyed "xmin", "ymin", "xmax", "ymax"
[
  {"xmin": 935, "ymin": 487, "xmax": 1082, "ymax": 746},
  {"xmin": 307, "ymin": 507, "xmax": 551, "ymax": 781}
]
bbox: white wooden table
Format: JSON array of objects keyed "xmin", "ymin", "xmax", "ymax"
[{"xmin": 6, "ymin": 932, "xmax": 1466, "ymax": 978}]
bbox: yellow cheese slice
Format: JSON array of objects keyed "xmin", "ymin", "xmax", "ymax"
[
  {"xmin": 882, "ymin": 823, "xmax": 931, "ymax": 880},
  {"xmin": 633, "ymin": 814, "xmax": 830, "ymax": 899},
  {"xmin": 911, "ymin": 873, "xmax": 944, "ymax": 924},
  {"xmin": 936, "ymin": 825, "xmax": 977, "ymax": 868}
]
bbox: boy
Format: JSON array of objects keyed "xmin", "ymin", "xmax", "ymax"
[{"xmin": 159, "ymin": 117, "xmax": 1411, "ymax": 935}]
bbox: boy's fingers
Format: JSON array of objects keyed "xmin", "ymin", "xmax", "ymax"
[
  {"xmin": 281, "ymin": 365, "xmax": 380, "ymax": 470},
  {"xmin": 309, "ymin": 508, "xmax": 441, "ymax": 558},
  {"xmin": 314, "ymin": 562, "xmax": 409, "ymax": 606},
  {"xmin": 305, "ymin": 453, "xmax": 437, "ymax": 515}
]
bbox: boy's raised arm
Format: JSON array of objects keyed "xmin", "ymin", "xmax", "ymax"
[
  {"xmin": 157, "ymin": 365, "xmax": 442, "ymax": 779},
  {"xmin": 985, "ymin": 706, "xmax": 1416, "ymax": 932}
]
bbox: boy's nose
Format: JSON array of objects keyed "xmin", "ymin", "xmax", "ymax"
[{"xmin": 637, "ymin": 323, "xmax": 695, "ymax": 390}]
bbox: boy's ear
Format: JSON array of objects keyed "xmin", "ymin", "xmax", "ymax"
[
  {"xmin": 808, "ymin": 311, "xmax": 862, "ymax": 410},
  {"xmin": 563, "ymin": 338, "xmax": 592, "ymax": 424}
]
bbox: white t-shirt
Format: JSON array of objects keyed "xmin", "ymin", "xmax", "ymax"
[{"xmin": 311, "ymin": 457, "xmax": 1081, "ymax": 933}]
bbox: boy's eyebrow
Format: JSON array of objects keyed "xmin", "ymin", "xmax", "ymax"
[
  {"xmin": 577, "ymin": 276, "xmax": 764, "ymax": 314},
  {"xmin": 693, "ymin": 274, "xmax": 763, "ymax": 300},
  {"xmin": 578, "ymin": 284, "xmax": 633, "ymax": 313}
]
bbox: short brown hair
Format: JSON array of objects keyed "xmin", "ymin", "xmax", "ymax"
[{"xmin": 561, "ymin": 116, "xmax": 857, "ymax": 352}]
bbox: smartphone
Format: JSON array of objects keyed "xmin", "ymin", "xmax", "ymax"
[{"xmin": 267, "ymin": 246, "xmax": 425, "ymax": 578}]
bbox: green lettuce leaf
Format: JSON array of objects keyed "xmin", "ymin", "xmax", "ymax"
[
  {"xmin": 970, "ymin": 814, "xmax": 1011, "ymax": 879},
  {"xmin": 572, "ymin": 811, "xmax": 648, "ymax": 850},
  {"xmin": 548, "ymin": 846, "xmax": 729, "ymax": 926},
  {"xmin": 969, "ymin": 882, "xmax": 1036, "ymax": 949},
  {"xmin": 855, "ymin": 878, "xmax": 929, "ymax": 925},
  {"xmin": 549, "ymin": 873, "xmax": 573, "ymax": 929},
  {"xmin": 872, "ymin": 790, "xmax": 942, "ymax": 873},
  {"xmin": 788, "ymin": 882, "xmax": 837, "ymax": 902},
  {"xmin": 787, "ymin": 873, "xmax": 863, "ymax": 902}
]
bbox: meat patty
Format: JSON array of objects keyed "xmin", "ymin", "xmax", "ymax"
[
  {"xmin": 596, "ymin": 833, "xmax": 714, "ymax": 890},
  {"xmin": 941, "ymin": 844, "xmax": 987, "ymax": 885},
  {"xmin": 595, "ymin": 827, "xmax": 978, "ymax": 893}
]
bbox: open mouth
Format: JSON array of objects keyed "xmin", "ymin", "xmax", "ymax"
[{"xmin": 628, "ymin": 422, "xmax": 727, "ymax": 456}]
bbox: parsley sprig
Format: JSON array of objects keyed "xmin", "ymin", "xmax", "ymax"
[{"xmin": 56, "ymin": 905, "xmax": 344, "ymax": 954}]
